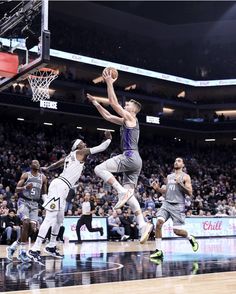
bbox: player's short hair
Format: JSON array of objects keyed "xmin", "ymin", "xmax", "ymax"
[
  {"xmin": 130, "ymin": 99, "xmax": 141, "ymax": 113},
  {"xmin": 176, "ymin": 157, "xmax": 185, "ymax": 165}
]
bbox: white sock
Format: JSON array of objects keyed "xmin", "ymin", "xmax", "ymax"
[
  {"xmin": 31, "ymin": 220, "xmax": 52, "ymax": 251},
  {"xmin": 31, "ymin": 236, "xmax": 44, "ymax": 251},
  {"xmin": 155, "ymin": 238, "xmax": 162, "ymax": 250},
  {"xmin": 187, "ymin": 234, "xmax": 192, "ymax": 240},
  {"xmin": 47, "ymin": 223, "xmax": 61, "ymax": 248},
  {"xmin": 136, "ymin": 213, "xmax": 146, "ymax": 229},
  {"xmin": 19, "ymin": 243, "xmax": 26, "ymax": 252},
  {"xmin": 112, "ymin": 180, "xmax": 126, "ymax": 195},
  {"xmin": 10, "ymin": 240, "xmax": 19, "ymax": 251}
]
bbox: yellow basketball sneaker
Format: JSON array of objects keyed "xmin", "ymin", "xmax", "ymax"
[
  {"xmin": 189, "ymin": 235, "xmax": 199, "ymax": 252},
  {"xmin": 150, "ymin": 249, "xmax": 164, "ymax": 259}
]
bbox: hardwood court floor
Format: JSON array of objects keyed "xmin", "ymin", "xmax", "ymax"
[{"xmin": 0, "ymin": 237, "xmax": 236, "ymax": 294}]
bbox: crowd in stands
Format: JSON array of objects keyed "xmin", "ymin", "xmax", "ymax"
[
  {"xmin": 50, "ymin": 17, "xmax": 236, "ymax": 80},
  {"xmin": 0, "ymin": 120, "xmax": 235, "ymax": 233}
]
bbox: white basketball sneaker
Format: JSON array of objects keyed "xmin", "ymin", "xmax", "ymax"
[
  {"xmin": 140, "ymin": 223, "xmax": 153, "ymax": 244},
  {"xmin": 114, "ymin": 189, "xmax": 134, "ymax": 210}
]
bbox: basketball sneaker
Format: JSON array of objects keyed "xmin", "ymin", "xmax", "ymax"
[
  {"xmin": 140, "ymin": 222, "xmax": 153, "ymax": 244},
  {"xmin": 114, "ymin": 189, "xmax": 134, "ymax": 210},
  {"xmin": 44, "ymin": 246, "xmax": 63, "ymax": 259},
  {"xmin": 150, "ymin": 249, "xmax": 164, "ymax": 259},
  {"xmin": 17, "ymin": 249, "xmax": 31, "ymax": 263},
  {"xmin": 6, "ymin": 246, "xmax": 15, "ymax": 261},
  {"xmin": 27, "ymin": 250, "xmax": 44, "ymax": 266},
  {"xmin": 121, "ymin": 235, "xmax": 130, "ymax": 241},
  {"xmin": 150, "ymin": 257, "xmax": 163, "ymax": 265},
  {"xmin": 189, "ymin": 235, "xmax": 199, "ymax": 252}
]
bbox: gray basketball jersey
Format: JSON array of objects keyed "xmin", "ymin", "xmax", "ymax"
[
  {"xmin": 120, "ymin": 119, "xmax": 139, "ymax": 151},
  {"xmin": 165, "ymin": 172, "xmax": 186, "ymax": 204},
  {"xmin": 22, "ymin": 171, "xmax": 43, "ymax": 201}
]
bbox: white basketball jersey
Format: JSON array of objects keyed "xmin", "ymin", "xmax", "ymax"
[{"xmin": 59, "ymin": 151, "xmax": 84, "ymax": 187}]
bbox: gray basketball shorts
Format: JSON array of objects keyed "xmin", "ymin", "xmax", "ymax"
[
  {"xmin": 17, "ymin": 198, "xmax": 39, "ymax": 222},
  {"xmin": 156, "ymin": 201, "xmax": 185, "ymax": 227},
  {"xmin": 104, "ymin": 150, "xmax": 142, "ymax": 186}
]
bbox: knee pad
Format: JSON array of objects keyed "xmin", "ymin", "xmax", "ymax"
[
  {"xmin": 94, "ymin": 164, "xmax": 112, "ymax": 183},
  {"xmin": 157, "ymin": 217, "xmax": 165, "ymax": 223}
]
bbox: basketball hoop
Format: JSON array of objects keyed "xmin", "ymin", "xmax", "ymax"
[{"xmin": 28, "ymin": 67, "xmax": 59, "ymax": 102}]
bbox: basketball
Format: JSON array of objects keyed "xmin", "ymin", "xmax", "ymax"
[{"xmin": 102, "ymin": 67, "xmax": 118, "ymax": 80}]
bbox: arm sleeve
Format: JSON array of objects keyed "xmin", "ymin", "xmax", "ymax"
[{"xmin": 89, "ymin": 139, "xmax": 111, "ymax": 154}]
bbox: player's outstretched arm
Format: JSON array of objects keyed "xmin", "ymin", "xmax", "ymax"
[
  {"xmin": 103, "ymin": 70, "xmax": 133, "ymax": 121},
  {"xmin": 87, "ymin": 93, "xmax": 123, "ymax": 125},
  {"xmin": 42, "ymin": 158, "xmax": 65, "ymax": 172},
  {"xmin": 77, "ymin": 131, "xmax": 112, "ymax": 157}
]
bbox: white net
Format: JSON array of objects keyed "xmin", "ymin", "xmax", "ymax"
[{"xmin": 28, "ymin": 68, "xmax": 59, "ymax": 102}]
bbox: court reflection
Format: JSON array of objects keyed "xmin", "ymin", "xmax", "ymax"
[{"xmin": 1, "ymin": 238, "xmax": 236, "ymax": 292}]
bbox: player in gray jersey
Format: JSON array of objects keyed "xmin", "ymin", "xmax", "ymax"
[
  {"xmin": 150, "ymin": 157, "xmax": 199, "ymax": 261},
  {"xmin": 87, "ymin": 68, "xmax": 153, "ymax": 244},
  {"xmin": 6, "ymin": 160, "xmax": 47, "ymax": 262}
]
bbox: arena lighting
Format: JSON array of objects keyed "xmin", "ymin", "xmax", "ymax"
[
  {"xmin": 13, "ymin": 83, "xmax": 24, "ymax": 88},
  {"xmin": 163, "ymin": 107, "xmax": 174, "ymax": 114},
  {"xmin": 177, "ymin": 91, "xmax": 186, "ymax": 98},
  {"xmin": 43, "ymin": 122, "xmax": 53, "ymax": 126},
  {"xmin": 205, "ymin": 139, "xmax": 216, "ymax": 142},
  {"xmin": 76, "ymin": 126, "xmax": 82, "ymax": 129},
  {"xmin": 17, "ymin": 117, "xmax": 24, "ymax": 121},
  {"xmin": 125, "ymin": 84, "xmax": 136, "ymax": 91},
  {"xmin": 215, "ymin": 110, "xmax": 236, "ymax": 116},
  {"xmin": 97, "ymin": 128, "xmax": 115, "ymax": 132}
]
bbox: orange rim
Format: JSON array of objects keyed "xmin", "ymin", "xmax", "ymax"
[{"xmin": 28, "ymin": 68, "xmax": 59, "ymax": 78}]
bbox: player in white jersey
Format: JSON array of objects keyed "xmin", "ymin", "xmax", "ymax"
[{"xmin": 28, "ymin": 131, "xmax": 112, "ymax": 263}]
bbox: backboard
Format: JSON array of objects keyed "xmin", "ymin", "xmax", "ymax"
[{"xmin": 0, "ymin": 0, "xmax": 50, "ymax": 91}]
